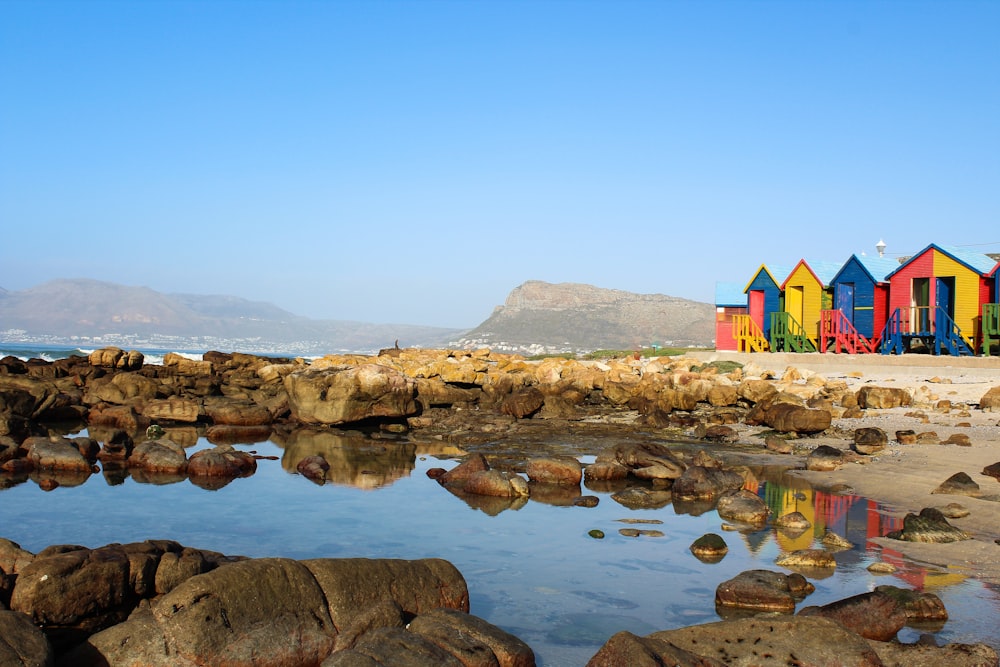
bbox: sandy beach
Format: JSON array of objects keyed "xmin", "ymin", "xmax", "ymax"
[{"xmin": 690, "ymin": 351, "xmax": 1000, "ymax": 585}]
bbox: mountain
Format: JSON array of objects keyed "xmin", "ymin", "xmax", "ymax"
[
  {"xmin": 451, "ymin": 280, "xmax": 715, "ymax": 354},
  {"xmin": 0, "ymin": 279, "xmax": 715, "ymax": 356},
  {"xmin": 0, "ymin": 279, "xmax": 461, "ymax": 355}
]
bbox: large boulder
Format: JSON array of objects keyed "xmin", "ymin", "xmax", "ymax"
[
  {"xmin": 23, "ymin": 437, "xmax": 91, "ymax": 472},
  {"xmin": 203, "ymin": 399, "xmax": 275, "ymax": 426},
  {"xmin": 978, "ymin": 386, "xmax": 1000, "ymax": 412},
  {"xmin": 525, "ymin": 457, "xmax": 582, "ymax": 486},
  {"xmin": 284, "ymin": 365, "xmax": 418, "ymax": 425},
  {"xmin": 798, "ymin": 590, "xmax": 907, "ymax": 641},
  {"xmin": 671, "ymin": 466, "xmax": 744, "ymax": 500},
  {"xmin": 716, "ymin": 489, "xmax": 770, "ymax": 525},
  {"xmin": 857, "ymin": 386, "xmax": 912, "ymax": 409},
  {"xmin": 0, "ymin": 609, "xmax": 54, "ymax": 666},
  {"xmin": 853, "ymin": 427, "xmax": 888, "ymax": 455},
  {"xmin": 746, "ymin": 400, "xmax": 831, "ymax": 434},
  {"xmin": 128, "ymin": 438, "xmax": 188, "ymax": 474},
  {"xmin": 70, "ymin": 556, "xmax": 476, "ymax": 667},
  {"xmin": 141, "ymin": 397, "xmax": 201, "ymax": 424},
  {"xmin": 715, "ymin": 569, "xmax": 813, "ymax": 614},
  {"xmin": 644, "ymin": 615, "xmax": 884, "ymax": 666},
  {"xmin": 886, "ymin": 507, "xmax": 971, "ymax": 543},
  {"xmin": 187, "ymin": 445, "xmax": 257, "ymax": 478}
]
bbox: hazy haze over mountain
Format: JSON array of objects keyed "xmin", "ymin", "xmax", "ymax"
[{"xmin": 0, "ymin": 279, "xmax": 714, "ymax": 355}]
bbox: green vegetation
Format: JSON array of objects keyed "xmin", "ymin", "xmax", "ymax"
[
  {"xmin": 583, "ymin": 346, "xmax": 709, "ymax": 360},
  {"xmin": 689, "ymin": 360, "xmax": 744, "ymax": 374}
]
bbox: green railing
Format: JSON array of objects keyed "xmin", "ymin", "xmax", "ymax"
[
  {"xmin": 982, "ymin": 303, "xmax": 999, "ymax": 356},
  {"xmin": 769, "ymin": 311, "xmax": 816, "ymax": 353}
]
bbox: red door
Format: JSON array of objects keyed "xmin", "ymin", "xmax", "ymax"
[{"xmin": 749, "ymin": 290, "xmax": 765, "ymax": 330}]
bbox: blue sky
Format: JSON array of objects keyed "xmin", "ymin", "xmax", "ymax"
[{"xmin": 2, "ymin": 1, "xmax": 997, "ymax": 328}]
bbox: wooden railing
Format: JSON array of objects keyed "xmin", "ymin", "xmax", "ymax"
[
  {"xmin": 820, "ymin": 309, "xmax": 877, "ymax": 354},
  {"xmin": 984, "ymin": 304, "xmax": 1000, "ymax": 356},
  {"xmin": 769, "ymin": 312, "xmax": 816, "ymax": 353},
  {"xmin": 732, "ymin": 314, "xmax": 768, "ymax": 352}
]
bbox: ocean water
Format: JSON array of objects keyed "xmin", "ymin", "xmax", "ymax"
[{"xmin": 2, "ymin": 342, "xmax": 998, "ymax": 664}]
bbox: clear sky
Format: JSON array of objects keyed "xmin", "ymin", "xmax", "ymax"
[{"xmin": 2, "ymin": 1, "xmax": 998, "ymax": 328}]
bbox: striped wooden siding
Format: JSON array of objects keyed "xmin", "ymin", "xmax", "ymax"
[
  {"xmin": 933, "ymin": 250, "xmax": 984, "ymax": 343},
  {"xmin": 888, "ymin": 252, "xmax": 934, "ymax": 320},
  {"xmin": 783, "ymin": 262, "xmax": 824, "ymax": 341}
]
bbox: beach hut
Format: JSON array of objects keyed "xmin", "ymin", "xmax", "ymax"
[
  {"xmin": 822, "ymin": 255, "xmax": 899, "ymax": 353},
  {"xmin": 737, "ymin": 263, "xmax": 792, "ymax": 352},
  {"xmin": 984, "ymin": 261, "xmax": 1000, "ymax": 356},
  {"xmin": 883, "ymin": 244, "xmax": 995, "ymax": 355},
  {"xmin": 714, "ymin": 282, "xmax": 748, "ymax": 351},
  {"xmin": 774, "ymin": 260, "xmax": 841, "ymax": 352}
]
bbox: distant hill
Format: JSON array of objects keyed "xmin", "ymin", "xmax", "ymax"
[
  {"xmin": 451, "ymin": 280, "xmax": 715, "ymax": 354},
  {"xmin": 0, "ymin": 279, "xmax": 715, "ymax": 356},
  {"xmin": 0, "ymin": 279, "xmax": 461, "ymax": 355}
]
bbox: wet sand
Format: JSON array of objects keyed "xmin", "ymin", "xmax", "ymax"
[{"xmin": 691, "ymin": 350, "xmax": 1000, "ymax": 585}]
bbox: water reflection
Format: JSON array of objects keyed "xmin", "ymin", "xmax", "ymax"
[
  {"xmin": 1, "ymin": 437, "xmax": 997, "ymax": 666},
  {"xmin": 274, "ymin": 429, "xmax": 418, "ymax": 490}
]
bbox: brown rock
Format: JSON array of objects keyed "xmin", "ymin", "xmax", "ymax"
[
  {"xmin": 853, "ymin": 427, "xmax": 889, "ymax": 455},
  {"xmin": 284, "ymin": 365, "xmax": 418, "ymax": 426},
  {"xmin": 775, "ymin": 548, "xmax": 836, "ymax": 569},
  {"xmin": 875, "ymin": 585, "xmax": 948, "ymax": 622},
  {"xmin": 652, "ymin": 615, "xmax": 882, "ymax": 667},
  {"xmin": 806, "ymin": 444, "xmax": 845, "ymax": 471},
  {"xmin": 932, "ymin": 471, "xmax": 981, "ymax": 496},
  {"xmin": 672, "ymin": 466, "xmax": 744, "ymax": 500},
  {"xmin": 23, "ymin": 437, "xmax": 91, "ymax": 472},
  {"xmin": 407, "ymin": 607, "xmax": 536, "ymax": 667},
  {"xmin": 187, "ymin": 445, "xmax": 257, "ymax": 478},
  {"xmin": 525, "ymin": 457, "xmax": 582, "ymax": 486},
  {"xmin": 979, "ymin": 386, "xmax": 1000, "ymax": 412},
  {"xmin": 0, "ymin": 608, "xmax": 55, "ymax": 666},
  {"xmin": 798, "ymin": 590, "xmax": 906, "ymax": 641},
  {"xmin": 716, "ymin": 489, "xmax": 770, "ymax": 525},
  {"xmin": 297, "ymin": 454, "xmax": 330, "ymax": 483},
  {"xmin": 142, "ymin": 397, "xmax": 201, "ymax": 423},
  {"xmin": 585, "ymin": 630, "xmax": 723, "ymax": 667},
  {"xmin": 715, "ymin": 570, "xmax": 813, "ymax": 613},
  {"xmin": 500, "ymin": 387, "xmax": 545, "ymax": 419},
  {"xmin": 128, "ymin": 438, "xmax": 188, "ymax": 474},
  {"xmin": 887, "ymin": 507, "xmax": 971, "ymax": 543},
  {"xmin": 858, "ymin": 386, "xmax": 912, "ymax": 409},
  {"xmin": 463, "ymin": 470, "xmax": 528, "ymax": 498},
  {"xmin": 896, "ymin": 429, "xmax": 918, "ymax": 445},
  {"xmin": 941, "ymin": 433, "xmax": 972, "ymax": 446}
]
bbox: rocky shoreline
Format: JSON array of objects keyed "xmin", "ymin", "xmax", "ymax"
[{"xmin": 2, "ymin": 346, "xmax": 1000, "ymax": 665}]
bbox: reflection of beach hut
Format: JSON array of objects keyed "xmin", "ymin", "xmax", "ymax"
[
  {"xmin": 735, "ymin": 263, "xmax": 792, "ymax": 352},
  {"xmin": 883, "ymin": 244, "xmax": 995, "ymax": 355},
  {"xmin": 714, "ymin": 282, "xmax": 748, "ymax": 352},
  {"xmin": 774, "ymin": 260, "xmax": 841, "ymax": 352},
  {"xmin": 822, "ymin": 255, "xmax": 898, "ymax": 353}
]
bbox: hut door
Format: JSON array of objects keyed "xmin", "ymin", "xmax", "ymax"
[
  {"xmin": 835, "ymin": 283, "xmax": 855, "ymax": 323},
  {"xmin": 787, "ymin": 286, "xmax": 805, "ymax": 327},
  {"xmin": 749, "ymin": 290, "xmax": 765, "ymax": 330},
  {"xmin": 912, "ymin": 278, "xmax": 930, "ymax": 333},
  {"xmin": 936, "ymin": 277, "xmax": 955, "ymax": 325}
]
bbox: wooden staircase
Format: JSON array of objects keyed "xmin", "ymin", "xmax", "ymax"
[
  {"xmin": 984, "ymin": 303, "xmax": 1000, "ymax": 356},
  {"xmin": 820, "ymin": 309, "xmax": 878, "ymax": 354},
  {"xmin": 880, "ymin": 307, "xmax": 975, "ymax": 356},
  {"xmin": 732, "ymin": 314, "xmax": 769, "ymax": 352},
  {"xmin": 769, "ymin": 312, "xmax": 817, "ymax": 353},
  {"xmin": 935, "ymin": 308, "xmax": 975, "ymax": 356}
]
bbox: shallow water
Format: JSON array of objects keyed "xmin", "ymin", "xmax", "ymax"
[{"xmin": 3, "ymin": 434, "xmax": 998, "ymax": 666}]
